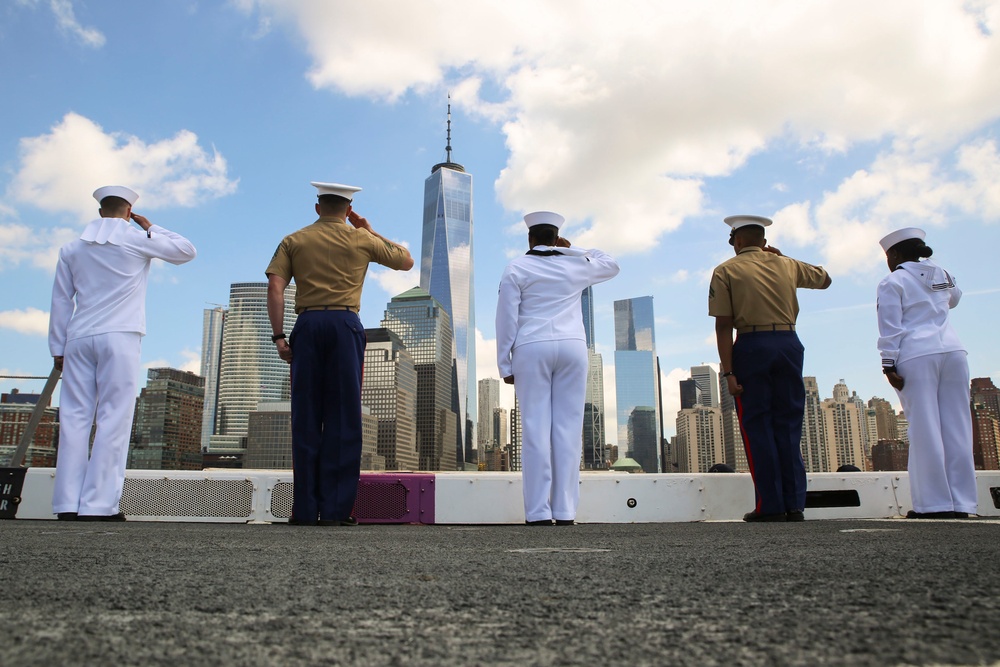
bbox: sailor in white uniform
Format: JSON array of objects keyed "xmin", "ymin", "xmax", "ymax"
[
  {"xmin": 495, "ymin": 211, "xmax": 619, "ymax": 525},
  {"xmin": 876, "ymin": 227, "xmax": 977, "ymax": 518},
  {"xmin": 49, "ymin": 186, "xmax": 196, "ymax": 521}
]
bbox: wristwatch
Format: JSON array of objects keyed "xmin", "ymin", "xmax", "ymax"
[
  {"xmin": 271, "ymin": 333, "xmax": 286, "ymax": 342},
  {"xmin": 722, "ymin": 371, "xmax": 735, "ymax": 378}
]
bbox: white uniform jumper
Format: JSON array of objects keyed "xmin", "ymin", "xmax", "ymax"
[
  {"xmin": 49, "ymin": 218, "xmax": 196, "ymax": 516},
  {"xmin": 876, "ymin": 259, "xmax": 977, "ymax": 515},
  {"xmin": 496, "ymin": 246, "xmax": 619, "ymax": 522}
]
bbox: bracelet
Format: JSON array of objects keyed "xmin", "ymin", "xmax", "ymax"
[
  {"xmin": 271, "ymin": 333, "xmax": 286, "ymax": 342},
  {"xmin": 722, "ymin": 371, "xmax": 734, "ymax": 378}
]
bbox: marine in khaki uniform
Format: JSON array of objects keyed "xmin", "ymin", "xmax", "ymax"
[
  {"xmin": 708, "ymin": 215, "xmax": 830, "ymax": 522},
  {"xmin": 265, "ymin": 182, "xmax": 413, "ymax": 526}
]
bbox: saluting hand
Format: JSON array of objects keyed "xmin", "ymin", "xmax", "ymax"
[
  {"xmin": 555, "ymin": 237, "xmax": 571, "ymax": 248},
  {"xmin": 762, "ymin": 245, "xmax": 783, "ymax": 256},
  {"xmin": 129, "ymin": 212, "xmax": 153, "ymax": 231},
  {"xmin": 347, "ymin": 210, "xmax": 373, "ymax": 233}
]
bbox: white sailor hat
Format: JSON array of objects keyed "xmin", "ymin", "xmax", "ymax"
[
  {"xmin": 879, "ymin": 227, "xmax": 925, "ymax": 252},
  {"xmin": 523, "ymin": 211, "xmax": 565, "ymax": 230},
  {"xmin": 310, "ymin": 182, "xmax": 362, "ymax": 201},
  {"xmin": 93, "ymin": 185, "xmax": 139, "ymax": 206}
]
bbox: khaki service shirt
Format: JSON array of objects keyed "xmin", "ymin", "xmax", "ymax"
[
  {"xmin": 708, "ymin": 246, "xmax": 829, "ymax": 329},
  {"xmin": 265, "ymin": 216, "xmax": 410, "ymax": 312}
]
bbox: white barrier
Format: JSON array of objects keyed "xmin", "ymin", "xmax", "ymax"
[{"xmin": 11, "ymin": 468, "xmax": 1000, "ymax": 523}]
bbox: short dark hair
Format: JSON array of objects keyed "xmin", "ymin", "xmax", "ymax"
[
  {"xmin": 889, "ymin": 237, "xmax": 933, "ymax": 262},
  {"xmin": 730, "ymin": 225, "xmax": 765, "ymax": 246},
  {"xmin": 99, "ymin": 196, "xmax": 130, "ymax": 217},
  {"xmin": 528, "ymin": 224, "xmax": 559, "ymax": 247},
  {"xmin": 317, "ymin": 194, "xmax": 351, "ymax": 215}
]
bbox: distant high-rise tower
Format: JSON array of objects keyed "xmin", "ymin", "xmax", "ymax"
[
  {"xmin": 582, "ymin": 286, "xmax": 607, "ymax": 469},
  {"xmin": 510, "ymin": 397, "xmax": 522, "ymax": 472},
  {"xmin": 420, "ymin": 99, "xmax": 475, "ymax": 468},
  {"xmin": 200, "ymin": 306, "xmax": 225, "ymax": 452},
  {"xmin": 690, "ymin": 365, "xmax": 720, "ymax": 408},
  {"xmin": 675, "ymin": 406, "xmax": 724, "ymax": 473},
  {"xmin": 478, "ymin": 378, "xmax": 501, "ymax": 448},
  {"xmin": 822, "ymin": 380, "xmax": 866, "ymax": 470},
  {"xmin": 800, "ymin": 376, "xmax": 830, "ymax": 472},
  {"xmin": 381, "ymin": 287, "xmax": 458, "ymax": 471},
  {"xmin": 362, "ymin": 328, "xmax": 419, "ymax": 471},
  {"xmin": 614, "ymin": 296, "xmax": 662, "ymax": 473},
  {"xmin": 129, "ymin": 368, "xmax": 205, "ymax": 470},
  {"xmin": 209, "ymin": 282, "xmax": 296, "ymax": 455}
]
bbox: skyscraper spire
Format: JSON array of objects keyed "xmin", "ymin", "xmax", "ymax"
[{"xmin": 432, "ymin": 94, "xmax": 465, "ymax": 174}]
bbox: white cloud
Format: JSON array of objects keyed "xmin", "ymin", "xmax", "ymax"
[
  {"xmin": 367, "ymin": 267, "xmax": 420, "ymax": 302},
  {"xmin": 779, "ymin": 139, "xmax": 1000, "ymax": 275},
  {"xmin": 8, "ymin": 113, "xmax": 238, "ymax": 221},
  {"xmin": 241, "ymin": 1, "xmax": 1000, "ymax": 256},
  {"xmin": 0, "ymin": 308, "xmax": 50, "ymax": 336},
  {"xmin": 49, "ymin": 0, "xmax": 105, "ymax": 48}
]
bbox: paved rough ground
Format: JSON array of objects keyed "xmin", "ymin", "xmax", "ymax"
[{"xmin": 1, "ymin": 519, "xmax": 998, "ymax": 666}]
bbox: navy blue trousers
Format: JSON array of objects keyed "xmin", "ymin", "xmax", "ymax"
[
  {"xmin": 732, "ymin": 331, "xmax": 807, "ymax": 515},
  {"xmin": 289, "ymin": 310, "xmax": 366, "ymax": 522}
]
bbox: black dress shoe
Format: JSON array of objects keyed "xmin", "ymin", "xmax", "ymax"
[
  {"xmin": 906, "ymin": 510, "xmax": 956, "ymax": 519},
  {"xmin": 319, "ymin": 516, "xmax": 359, "ymax": 526},
  {"xmin": 743, "ymin": 510, "xmax": 786, "ymax": 522},
  {"xmin": 953, "ymin": 512, "xmax": 970, "ymax": 519},
  {"xmin": 525, "ymin": 519, "xmax": 553, "ymax": 526},
  {"xmin": 57, "ymin": 512, "xmax": 78, "ymax": 521},
  {"xmin": 78, "ymin": 512, "xmax": 127, "ymax": 522},
  {"xmin": 288, "ymin": 517, "xmax": 318, "ymax": 526},
  {"xmin": 554, "ymin": 519, "xmax": 575, "ymax": 526},
  {"xmin": 786, "ymin": 510, "xmax": 805, "ymax": 522}
]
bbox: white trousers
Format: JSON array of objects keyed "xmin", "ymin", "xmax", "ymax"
[
  {"xmin": 53, "ymin": 332, "xmax": 142, "ymax": 515},
  {"xmin": 512, "ymin": 339, "xmax": 588, "ymax": 522},
  {"xmin": 896, "ymin": 351, "xmax": 978, "ymax": 514}
]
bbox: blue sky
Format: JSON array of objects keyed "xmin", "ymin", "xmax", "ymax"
[{"xmin": 2, "ymin": 1, "xmax": 999, "ymax": 440}]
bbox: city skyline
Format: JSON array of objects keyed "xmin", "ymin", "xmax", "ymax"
[{"xmin": 3, "ymin": 3, "xmax": 1000, "ymax": 450}]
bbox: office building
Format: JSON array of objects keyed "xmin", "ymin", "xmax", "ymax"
[
  {"xmin": 800, "ymin": 376, "xmax": 831, "ymax": 473},
  {"xmin": 244, "ymin": 401, "xmax": 292, "ymax": 469},
  {"xmin": 419, "ymin": 102, "xmax": 475, "ymax": 467},
  {"xmin": 381, "ymin": 287, "xmax": 458, "ymax": 471},
  {"xmin": 129, "ymin": 368, "xmax": 204, "ymax": 470},
  {"xmin": 690, "ymin": 364, "xmax": 720, "ymax": 408},
  {"xmin": 675, "ymin": 407, "xmax": 724, "ymax": 473},
  {"xmin": 971, "ymin": 377, "xmax": 1000, "ymax": 418},
  {"xmin": 0, "ymin": 390, "xmax": 58, "ymax": 467},
  {"xmin": 510, "ymin": 398, "xmax": 522, "ymax": 472},
  {"xmin": 361, "ymin": 407, "xmax": 386, "ymax": 471},
  {"xmin": 868, "ymin": 397, "xmax": 899, "ymax": 441},
  {"xmin": 679, "ymin": 379, "xmax": 699, "ymax": 410},
  {"xmin": 972, "ymin": 402, "xmax": 1000, "ymax": 470},
  {"xmin": 208, "ymin": 282, "xmax": 296, "ymax": 455},
  {"xmin": 362, "ymin": 328, "xmax": 419, "ymax": 471},
  {"xmin": 199, "ymin": 306, "xmax": 225, "ymax": 452},
  {"xmin": 478, "ymin": 378, "xmax": 501, "ymax": 448},
  {"xmin": 871, "ymin": 440, "xmax": 909, "ymax": 471},
  {"xmin": 581, "ymin": 286, "xmax": 608, "ymax": 469},
  {"xmin": 614, "ymin": 296, "xmax": 662, "ymax": 473},
  {"xmin": 822, "ymin": 380, "xmax": 866, "ymax": 471}
]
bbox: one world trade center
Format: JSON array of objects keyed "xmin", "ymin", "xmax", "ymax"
[{"xmin": 420, "ymin": 102, "xmax": 475, "ymax": 468}]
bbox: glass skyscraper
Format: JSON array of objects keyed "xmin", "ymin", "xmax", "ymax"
[
  {"xmin": 199, "ymin": 306, "xmax": 225, "ymax": 452},
  {"xmin": 614, "ymin": 296, "xmax": 662, "ymax": 473},
  {"xmin": 207, "ymin": 282, "xmax": 296, "ymax": 454},
  {"xmin": 420, "ymin": 105, "xmax": 475, "ymax": 467},
  {"xmin": 582, "ymin": 286, "xmax": 607, "ymax": 469},
  {"xmin": 381, "ymin": 286, "xmax": 458, "ymax": 471}
]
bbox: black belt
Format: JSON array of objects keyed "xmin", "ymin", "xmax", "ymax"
[
  {"xmin": 736, "ymin": 324, "xmax": 795, "ymax": 334},
  {"xmin": 297, "ymin": 305, "xmax": 356, "ymax": 313}
]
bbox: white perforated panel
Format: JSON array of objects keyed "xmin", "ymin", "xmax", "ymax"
[{"xmin": 121, "ymin": 477, "xmax": 254, "ymax": 518}]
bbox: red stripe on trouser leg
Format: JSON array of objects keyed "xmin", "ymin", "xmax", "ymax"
[{"xmin": 735, "ymin": 394, "xmax": 761, "ymax": 514}]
